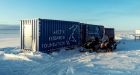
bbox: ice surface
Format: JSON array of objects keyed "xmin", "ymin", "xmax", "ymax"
[{"xmin": 0, "ymin": 30, "xmax": 140, "ymax": 75}]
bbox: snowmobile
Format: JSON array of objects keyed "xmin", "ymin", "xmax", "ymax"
[
  {"xmin": 80, "ymin": 37, "xmax": 100, "ymax": 53},
  {"xmin": 80, "ymin": 37, "xmax": 117, "ymax": 53},
  {"xmin": 99, "ymin": 37, "xmax": 117, "ymax": 52}
]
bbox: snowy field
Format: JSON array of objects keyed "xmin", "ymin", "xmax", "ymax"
[{"xmin": 0, "ymin": 28, "xmax": 140, "ymax": 75}]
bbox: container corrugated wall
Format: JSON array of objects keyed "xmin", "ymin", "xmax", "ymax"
[
  {"xmin": 99, "ymin": 26, "xmax": 104, "ymax": 39},
  {"xmin": 80, "ymin": 23, "xmax": 87, "ymax": 46},
  {"xmin": 80, "ymin": 23, "xmax": 104, "ymax": 44},
  {"xmin": 39, "ymin": 19, "xmax": 81, "ymax": 52},
  {"xmin": 86, "ymin": 24, "xmax": 103, "ymax": 40},
  {"xmin": 105, "ymin": 28, "xmax": 115, "ymax": 39}
]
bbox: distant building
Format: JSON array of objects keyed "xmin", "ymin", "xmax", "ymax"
[
  {"xmin": 135, "ymin": 30, "xmax": 140, "ymax": 34},
  {"xmin": 134, "ymin": 29, "xmax": 140, "ymax": 40}
]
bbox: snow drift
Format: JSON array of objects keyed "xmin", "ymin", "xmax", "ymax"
[{"xmin": 0, "ymin": 31, "xmax": 140, "ymax": 75}]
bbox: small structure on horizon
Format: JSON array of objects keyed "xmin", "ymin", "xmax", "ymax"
[{"xmin": 133, "ymin": 30, "xmax": 140, "ymax": 40}]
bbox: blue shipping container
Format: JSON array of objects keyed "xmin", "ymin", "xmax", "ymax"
[
  {"xmin": 98, "ymin": 26, "xmax": 104, "ymax": 39},
  {"xmin": 105, "ymin": 28, "xmax": 115, "ymax": 39},
  {"xmin": 85, "ymin": 24, "xmax": 104, "ymax": 41},
  {"xmin": 80, "ymin": 23, "xmax": 87, "ymax": 45},
  {"xmin": 39, "ymin": 19, "xmax": 80, "ymax": 52},
  {"xmin": 21, "ymin": 19, "xmax": 81, "ymax": 53}
]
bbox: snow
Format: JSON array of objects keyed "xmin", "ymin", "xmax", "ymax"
[{"xmin": 0, "ymin": 31, "xmax": 140, "ymax": 75}]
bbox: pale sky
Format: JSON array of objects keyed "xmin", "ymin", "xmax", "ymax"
[{"xmin": 0, "ymin": 0, "xmax": 140, "ymax": 31}]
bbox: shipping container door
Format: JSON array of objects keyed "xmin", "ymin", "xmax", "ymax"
[{"xmin": 24, "ymin": 24, "xmax": 32, "ymax": 50}]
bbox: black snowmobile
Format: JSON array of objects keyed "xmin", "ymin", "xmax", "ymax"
[{"xmin": 80, "ymin": 37, "xmax": 117, "ymax": 53}]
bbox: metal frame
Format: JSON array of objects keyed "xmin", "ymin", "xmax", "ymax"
[{"xmin": 20, "ymin": 19, "xmax": 40, "ymax": 52}]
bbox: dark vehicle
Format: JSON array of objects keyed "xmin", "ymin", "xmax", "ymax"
[
  {"xmin": 104, "ymin": 28, "xmax": 117, "ymax": 50},
  {"xmin": 81, "ymin": 28, "xmax": 117, "ymax": 52}
]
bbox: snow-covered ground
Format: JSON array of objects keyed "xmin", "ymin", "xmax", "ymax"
[{"xmin": 0, "ymin": 30, "xmax": 140, "ymax": 75}]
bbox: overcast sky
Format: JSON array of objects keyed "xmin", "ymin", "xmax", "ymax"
[{"xmin": 0, "ymin": 0, "xmax": 140, "ymax": 31}]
